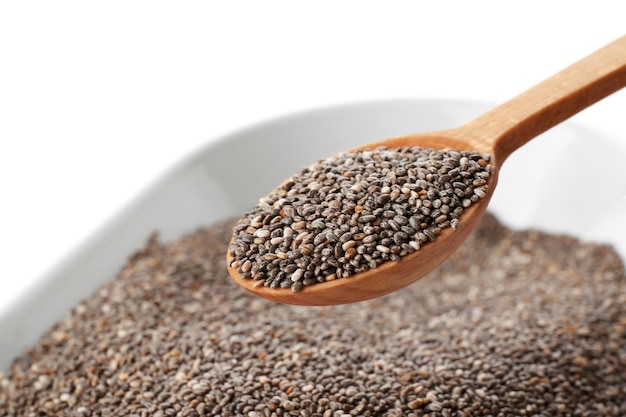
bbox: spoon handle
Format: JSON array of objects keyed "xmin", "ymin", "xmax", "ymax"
[{"xmin": 456, "ymin": 35, "xmax": 626, "ymax": 162}]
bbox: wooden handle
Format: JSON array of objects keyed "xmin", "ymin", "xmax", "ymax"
[{"xmin": 454, "ymin": 35, "xmax": 626, "ymax": 162}]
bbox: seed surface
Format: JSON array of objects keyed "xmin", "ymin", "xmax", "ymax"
[
  {"xmin": 229, "ymin": 146, "xmax": 492, "ymax": 292},
  {"xmin": 1, "ymin": 213, "xmax": 625, "ymax": 416}
]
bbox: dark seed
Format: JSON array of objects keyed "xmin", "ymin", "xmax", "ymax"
[{"xmin": 230, "ymin": 146, "xmax": 493, "ymax": 289}]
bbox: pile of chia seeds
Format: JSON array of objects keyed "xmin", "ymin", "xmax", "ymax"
[
  {"xmin": 229, "ymin": 146, "xmax": 491, "ymax": 292},
  {"xmin": 1, "ymin": 213, "xmax": 625, "ymax": 416}
]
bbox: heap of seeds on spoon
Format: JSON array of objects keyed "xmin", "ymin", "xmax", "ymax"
[{"xmin": 228, "ymin": 146, "xmax": 492, "ymax": 292}]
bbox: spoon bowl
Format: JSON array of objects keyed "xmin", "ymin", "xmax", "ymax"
[{"xmin": 228, "ymin": 35, "xmax": 626, "ymax": 305}]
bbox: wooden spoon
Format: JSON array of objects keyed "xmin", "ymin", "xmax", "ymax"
[{"xmin": 227, "ymin": 35, "xmax": 626, "ymax": 306}]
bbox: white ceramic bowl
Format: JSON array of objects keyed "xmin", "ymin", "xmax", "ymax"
[{"xmin": 1, "ymin": 98, "xmax": 625, "ymax": 371}]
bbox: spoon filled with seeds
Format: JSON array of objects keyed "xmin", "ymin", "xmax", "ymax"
[{"xmin": 227, "ymin": 35, "xmax": 626, "ymax": 306}]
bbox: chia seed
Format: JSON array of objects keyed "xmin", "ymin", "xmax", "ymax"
[
  {"xmin": 228, "ymin": 146, "xmax": 492, "ymax": 292},
  {"xmin": 1, "ymin": 213, "xmax": 625, "ymax": 416}
]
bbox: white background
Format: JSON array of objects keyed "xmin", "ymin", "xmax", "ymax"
[{"xmin": 1, "ymin": 1, "xmax": 625, "ymax": 311}]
